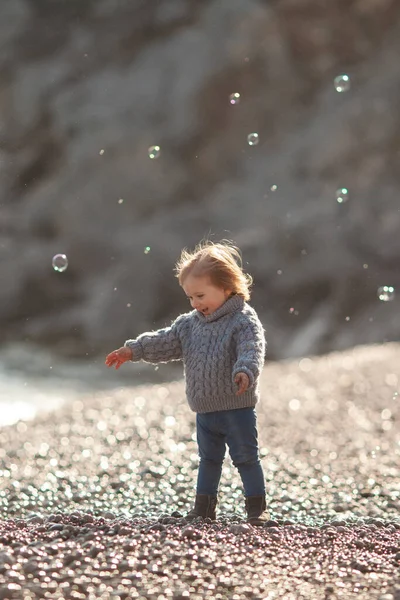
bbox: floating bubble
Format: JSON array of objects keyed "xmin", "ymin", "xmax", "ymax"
[
  {"xmin": 289, "ymin": 398, "xmax": 301, "ymax": 411},
  {"xmin": 229, "ymin": 92, "xmax": 241, "ymax": 105},
  {"xmin": 334, "ymin": 74, "xmax": 351, "ymax": 93},
  {"xmin": 336, "ymin": 188, "xmax": 349, "ymax": 203},
  {"xmin": 118, "ymin": 199, "xmax": 124, "ymax": 204},
  {"xmin": 148, "ymin": 145, "xmax": 160, "ymax": 159},
  {"xmin": 144, "ymin": 246, "xmax": 151, "ymax": 254},
  {"xmin": 270, "ymin": 184, "xmax": 277, "ymax": 192},
  {"xmin": 247, "ymin": 133, "xmax": 259, "ymax": 146},
  {"xmin": 377, "ymin": 286, "xmax": 395, "ymax": 302},
  {"xmin": 52, "ymin": 254, "xmax": 68, "ymax": 272},
  {"xmin": 99, "ymin": 149, "xmax": 105, "ymax": 155}
]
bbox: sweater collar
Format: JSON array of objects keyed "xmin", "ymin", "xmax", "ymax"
[{"xmin": 195, "ymin": 294, "xmax": 244, "ymax": 323}]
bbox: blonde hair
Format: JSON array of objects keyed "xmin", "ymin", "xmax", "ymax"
[{"xmin": 175, "ymin": 240, "xmax": 253, "ymax": 301}]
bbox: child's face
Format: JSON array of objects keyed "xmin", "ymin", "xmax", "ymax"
[{"xmin": 182, "ymin": 274, "xmax": 232, "ymax": 316}]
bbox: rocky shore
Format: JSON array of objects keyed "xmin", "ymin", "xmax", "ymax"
[
  {"xmin": 0, "ymin": 343, "xmax": 399, "ymax": 599},
  {"xmin": 2, "ymin": 0, "xmax": 400, "ymax": 360}
]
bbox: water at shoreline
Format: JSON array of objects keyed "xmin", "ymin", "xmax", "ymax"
[{"xmin": 0, "ymin": 342, "xmax": 182, "ymax": 427}]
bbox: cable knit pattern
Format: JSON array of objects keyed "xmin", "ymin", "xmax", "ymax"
[{"xmin": 124, "ymin": 295, "xmax": 266, "ymax": 414}]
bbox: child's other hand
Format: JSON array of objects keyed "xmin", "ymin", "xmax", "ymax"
[
  {"xmin": 234, "ymin": 372, "xmax": 250, "ymax": 395},
  {"xmin": 105, "ymin": 346, "xmax": 132, "ymax": 369}
]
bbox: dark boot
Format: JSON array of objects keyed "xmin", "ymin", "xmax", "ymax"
[
  {"xmin": 245, "ymin": 495, "xmax": 271, "ymax": 525},
  {"xmin": 185, "ymin": 494, "xmax": 217, "ymax": 521}
]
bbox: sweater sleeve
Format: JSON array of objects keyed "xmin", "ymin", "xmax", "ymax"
[
  {"xmin": 232, "ymin": 313, "xmax": 266, "ymax": 388},
  {"xmin": 124, "ymin": 314, "xmax": 188, "ymax": 364}
]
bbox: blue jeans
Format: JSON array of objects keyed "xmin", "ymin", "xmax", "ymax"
[{"xmin": 196, "ymin": 407, "xmax": 266, "ymax": 497}]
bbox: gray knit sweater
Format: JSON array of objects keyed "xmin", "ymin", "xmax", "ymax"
[{"xmin": 124, "ymin": 294, "xmax": 266, "ymax": 414}]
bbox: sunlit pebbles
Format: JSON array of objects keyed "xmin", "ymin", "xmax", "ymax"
[
  {"xmin": 52, "ymin": 253, "xmax": 68, "ymax": 272},
  {"xmin": 334, "ymin": 74, "xmax": 351, "ymax": 93},
  {"xmin": 148, "ymin": 145, "xmax": 161, "ymax": 159},
  {"xmin": 229, "ymin": 92, "xmax": 241, "ymax": 105},
  {"xmin": 247, "ymin": 132, "xmax": 259, "ymax": 146},
  {"xmin": 377, "ymin": 285, "xmax": 395, "ymax": 302},
  {"xmin": 1, "ymin": 346, "xmax": 400, "ymax": 598}
]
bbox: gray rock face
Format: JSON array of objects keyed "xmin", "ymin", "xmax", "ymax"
[{"xmin": 0, "ymin": 0, "xmax": 399, "ymax": 359}]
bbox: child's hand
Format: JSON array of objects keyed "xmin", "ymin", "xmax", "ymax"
[
  {"xmin": 105, "ymin": 346, "xmax": 133, "ymax": 369},
  {"xmin": 234, "ymin": 372, "xmax": 250, "ymax": 395}
]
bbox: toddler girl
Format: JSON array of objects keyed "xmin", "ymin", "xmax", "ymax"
[{"xmin": 105, "ymin": 240, "xmax": 270, "ymax": 525}]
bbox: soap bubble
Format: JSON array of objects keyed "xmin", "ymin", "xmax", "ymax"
[
  {"xmin": 289, "ymin": 398, "xmax": 301, "ymax": 411},
  {"xmin": 144, "ymin": 246, "xmax": 151, "ymax": 254},
  {"xmin": 334, "ymin": 74, "xmax": 351, "ymax": 93},
  {"xmin": 377, "ymin": 286, "xmax": 395, "ymax": 302},
  {"xmin": 118, "ymin": 199, "xmax": 124, "ymax": 204},
  {"xmin": 247, "ymin": 133, "xmax": 259, "ymax": 146},
  {"xmin": 270, "ymin": 185, "xmax": 277, "ymax": 192},
  {"xmin": 336, "ymin": 188, "xmax": 349, "ymax": 203},
  {"xmin": 99, "ymin": 149, "xmax": 105, "ymax": 155},
  {"xmin": 229, "ymin": 92, "xmax": 241, "ymax": 105},
  {"xmin": 52, "ymin": 254, "xmax": 68, "ymax": 272},
  {"xmin": 148, "ymin": 145, "xmax": 160, "ymax": 159}
]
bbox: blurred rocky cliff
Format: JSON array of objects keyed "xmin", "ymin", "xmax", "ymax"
[{"xmin": 0, "ymin": 0, "xmax": 399, "ymax": 360}]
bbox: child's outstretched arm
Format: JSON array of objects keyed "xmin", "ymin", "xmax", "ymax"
[
  {"xmin": 232, "ymin": 314, "xmax": 266, "ymax": 391},
  {"xmin": 105, "ymin": 346, "xmax": 132, "ymax": 369},
  {"xmin": 105, "ymin": 313, "xmax": 188, "ymax": 369}
]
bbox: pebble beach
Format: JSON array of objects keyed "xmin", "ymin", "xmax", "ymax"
[{"xmin": 0, "ymin": 343, "xmax": 399, "ymax": 600}]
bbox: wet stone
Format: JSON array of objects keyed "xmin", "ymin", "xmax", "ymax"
[
  {"xmin": 48, "ymin": 523, "xmax": 64, "ymax": 531},
  {"xmin": 47, "ymin": 514, "xmax": 63, "ymax": 523},
  {"xmin": 228, "ymin": 523, "xmax": 252, "ymax": 535},
  {"xmin": 181, "ymin": 526, "xmax": 202, "ymax": 540},
  {"xmin": 26, "ymin": 515, "xmax": 45, "ymax": 525}
]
